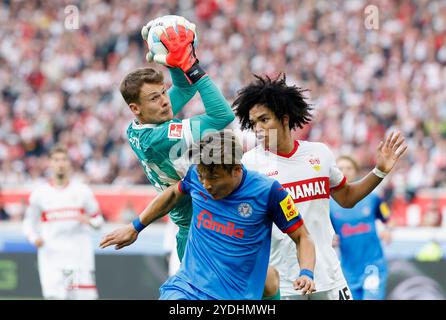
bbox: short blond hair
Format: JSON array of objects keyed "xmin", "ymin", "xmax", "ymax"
[{"xmin": 49, "ymin": 145, "xmax": 68, "ymax": 158}]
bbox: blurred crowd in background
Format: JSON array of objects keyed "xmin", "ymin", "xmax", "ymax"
[{"xmin": 0, "ymin": 0, "xmax": 445, "ymax": 223}]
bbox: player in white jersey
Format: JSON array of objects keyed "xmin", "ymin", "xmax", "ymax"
[
  {"xmin": 23, "ymin": 145, "xmax": 104, "ymax": 299},
  {"xmin": 233, "ymin": 74, "xmax": 407, "ymax": 300}
]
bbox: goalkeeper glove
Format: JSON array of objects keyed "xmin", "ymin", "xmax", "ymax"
[
  {"xmin": 142, "ymin": 18, "xmax": 191, "ymax": 64},
  {"xmin": 155, "ymin": 17, "xmax": 206, "ymax": 83}
]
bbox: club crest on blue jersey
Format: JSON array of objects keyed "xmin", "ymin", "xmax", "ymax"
[
  {"xmin": 362, "ymin": 207, "xmax": 371, "ymax": 217},
  {"xmin": 237, "ymin": 203, "xmax": 253, "ymax": 218}
]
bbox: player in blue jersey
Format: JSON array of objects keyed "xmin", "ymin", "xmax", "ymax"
[
  {"xmin": 119, "ymin": 17, "xmax": 234, "ymax": 261},
  {"xmin": 330, "ymin": 155, "xmax": 392, "ymax": 300},
  {"xmin": 100, "ymin": 131, "xmax": 316, "ymax": 299}
]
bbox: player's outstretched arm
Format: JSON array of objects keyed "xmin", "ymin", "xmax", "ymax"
[
  {"xmin": 331, "ymin": 130, "xmax": 408, "ymax": 208},
  {"xmin": 78, "ymin": 184, "xmax": 104, "ymax": 229},
  {"xmin": 168, "ymin": 68, "xmax": 198, "ymax": 116},
  {"xmin": 288, "ymin": 225, "xmax": 316, "ymax": 295},
  {"xmin": 99, "ymin": 182, "xmax": 184, "ymax": 250},
  {"xmin": 268, "ymin": 181, "xmax": 316, "ymax": 295},
  {"xmin": 189, "ymin": 76, "xmax": 235, "ymax": 142}
]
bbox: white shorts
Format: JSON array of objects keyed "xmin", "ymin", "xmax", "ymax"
[
  {"xmin": 282, "ymin": 283, "xmax": 354, "ymax": 300},
  {"xmin": 39, "ymin": 266, "xmax": 98, "ymax": 300}
]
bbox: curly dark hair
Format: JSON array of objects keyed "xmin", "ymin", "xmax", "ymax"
[{"xmin": 233, "ymin": 74, "xmax": 313, "ymax": 130}]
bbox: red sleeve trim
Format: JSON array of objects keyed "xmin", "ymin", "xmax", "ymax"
[
  {"xmin": 178, "ymin": 181, "xmax": 186, "ymax": 194},
  {"xmin": 68, "ymin": 284, "xmax": 97, "ymax": 290},
  {"xmin": 331, "ymin": 176, "xmax": 347, "ymax": 191},
  {"xmin": 90, "ymin": 212, "xmax": 100, "ymax": 218},
  {"xmin": 282, "ymin": 219, "xmax": 304, "ymax": 234}
]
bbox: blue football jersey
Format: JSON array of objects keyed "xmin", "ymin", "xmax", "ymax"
[
  {"xmin": 164, "ymin": 165, "xmax": 303, "ymax": 300},
  {"xmin": 330, "ymin": 193, "xmax": 389, "ymax": 289}
]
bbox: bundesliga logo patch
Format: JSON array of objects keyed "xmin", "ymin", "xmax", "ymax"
[
  {"xmin": 237, "ymin": 203, "xmax": 253, "ymax": 218},
  {"xmin": 168, "ymin": 123, "xmax": 183, "ymax": 139},
  {"xmin": 280, "ymin": 194, "xmax": 299, "ymax": 221}
]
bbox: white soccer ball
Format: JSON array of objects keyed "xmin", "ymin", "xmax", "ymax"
[{"xmin": 145, "ymin": 15, "xmax": 198, "ymax": 57}]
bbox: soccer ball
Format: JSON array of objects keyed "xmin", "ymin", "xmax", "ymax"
[{"xmin": 144, "ymin": 15, "xmax": 198, "ymax": 57}]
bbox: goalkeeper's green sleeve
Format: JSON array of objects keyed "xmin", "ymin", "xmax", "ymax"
[
  {"xmin": 168, "ymin": 68, "xmax": 198, "ymax": 116},
  {"xmin": 189, "ymin": 76, "xmax": 235, "ymax": 142}
]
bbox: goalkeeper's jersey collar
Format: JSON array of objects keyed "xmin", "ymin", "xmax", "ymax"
[{"xmin": 131, "ymin": 119, "xmax": 159, "ymax": 130}]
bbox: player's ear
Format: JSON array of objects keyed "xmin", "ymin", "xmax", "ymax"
[
  {"xmin": 129, "ymin": 103, "xmax": 141, "ymax": 115},
  {"xmin": 232, "ymin": 165, "xmax": 243, "ymax": 177},
  {"xmin": 281, "ymin": 115, "xmax": 289, "ymax": 128}
]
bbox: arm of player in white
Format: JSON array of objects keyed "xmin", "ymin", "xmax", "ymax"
[
  {"xmin": 80, "ymin": 185, "xmax": 104, "ymax": 229},
  {"xmin": 331, "ymin": 131, "xmax": 407, "ymax": 208},
  {"xmin": 99, "ymin": 182, "xmax": 185, "ymax": 250},
  {"xmin": 23, "ymin": 194, "xmax": 44, "ymax": 248},
  {"xmin": 287, "ymin": 225, "xmax": 316, "ymax": 294}
]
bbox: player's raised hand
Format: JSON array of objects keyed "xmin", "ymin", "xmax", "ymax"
[
  {"xmin": 293, "ymin": 275, "xmax": 316, "ymax": 295},
  {"xmin": 375, "ymin": 130, "xmax": 408, "ymax": 174},
  {"xmin": 153, "ymin": 16, "xmax": 197, "ymax": 72},
  {"xmin": 99, "ymin": 224, "xmax": 138, "ymax": 250}
]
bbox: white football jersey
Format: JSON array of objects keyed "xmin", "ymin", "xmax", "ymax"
[
  {"xmin": 23, "ymin": 180, "xmax": 103, "ymax": 271},
  {"xmin": 242, "ymin": 140, "xmax": 347, "ymax": 295}
]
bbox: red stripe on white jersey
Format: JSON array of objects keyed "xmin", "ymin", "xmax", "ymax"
[
  {"xmin": 68, "ymin": 284, "xmax": 97, "ymax": 290},
  {"xmin": 41, "ymin": 216, "xmax": 82, "ymax": 223},
  {"xmin": 42, "ymin": 207, "xmax": 85, "ymax": 214},
  {"xmin": 41, "ymin": 208, "xmax": 84, "ymax": 222},
  {"xmin": 281, "ymin": 177, "xmax": 330, "ymax": 204}
]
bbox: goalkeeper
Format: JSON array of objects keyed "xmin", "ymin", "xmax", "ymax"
[{"xmin": 120, "ymin": 17, "xmax": 234, "ymax": 260}]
